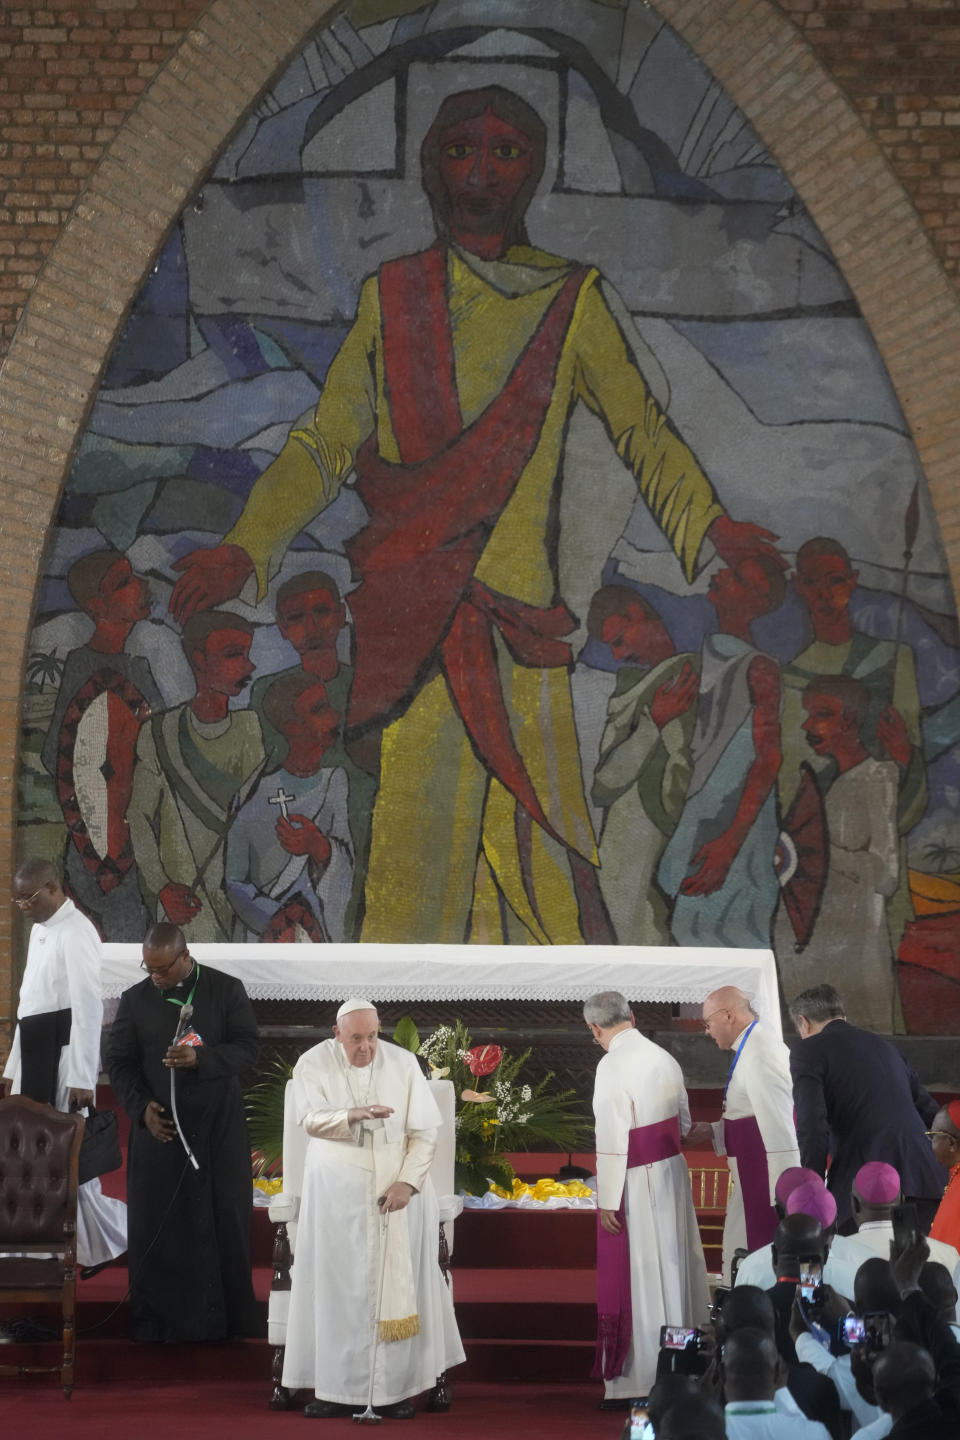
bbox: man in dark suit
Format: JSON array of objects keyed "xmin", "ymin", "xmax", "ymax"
[{"xmin": 789, "ymin": 984, "xmax": 946, "ymax": 1231}]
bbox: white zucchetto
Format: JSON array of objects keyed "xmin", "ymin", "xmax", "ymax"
[{"xmin": 336, "ymin": 997, "xmax": 378, "ymax": 1022}]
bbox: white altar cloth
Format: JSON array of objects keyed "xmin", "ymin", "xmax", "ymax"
[{"xmin": 99, "ymin": 944, "xmax": 781, "ymax": 1036}]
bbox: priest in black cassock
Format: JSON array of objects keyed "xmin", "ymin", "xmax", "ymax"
[{"xmin": 104, "ymin": 921, "xmax": 261, "ymax": 1341}]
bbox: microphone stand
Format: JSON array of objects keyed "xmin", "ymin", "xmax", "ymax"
[{"xmin": 169, "ymin": 1003, "xmax": 200, "ymax": 1171}]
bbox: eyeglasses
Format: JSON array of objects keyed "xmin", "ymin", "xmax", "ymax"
[
  {"xmin": 702, "ymin": 1008, "xmax": 729, "ymax": 1030},
  {"xmin": 925, "ymin": 1129, "xmax": 955, "ymax": 1141},
  {"xmin": 140, "ymin": 951, "xmax": 187, "ymax": 977},
  {"xmin": 13, "ymin": 884, "xmax": 47, "ymax": 909}
]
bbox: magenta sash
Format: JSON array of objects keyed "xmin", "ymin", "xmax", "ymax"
[
  {"xmin": 592, "ymin": 1117, "xmax": 682, "ymax": 1380},
  {"xmin": 724, "ymin": 1113, "xmax": 779, "ymax": 1251}
]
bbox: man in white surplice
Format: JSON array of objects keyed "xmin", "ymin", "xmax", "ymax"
[
  {"xmin": 2, "ymin": 858, "xmax": 127, "ymax": 1273},
  {"xmin": 282, "ymin": 999, "xmax": 464, "ymax": 1418},
  {"xmin": 687, "ymin": 986, "xmax": 800, "ymax": 1283},
  {"xmin": 585, "ymin": 990, "xmax": 709, "ymax": 1402}
]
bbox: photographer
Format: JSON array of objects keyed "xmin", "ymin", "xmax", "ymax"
[
  {"xmin": 715, "ymin": 1286, "xmax": 843, "ymax": 1438},
  {"xmin": 849, "ymin": 1234, "xmax": 960, "ymax": 1438},
  {"xmin": 721, "ymin": 1327, "xmax": 831, "ymax": 1438},
  {"xmin": 767, "ymin": 1212, "xmax": 836, "ymax": 1366},
  {"xmin": 790, "ymin": 1256, "xmax": 896, "ymax": 1431}
]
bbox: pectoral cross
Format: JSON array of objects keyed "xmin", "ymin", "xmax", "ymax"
[{"xmin": 269, "ymin": 786, "xmax": 296, "ymax": 820}]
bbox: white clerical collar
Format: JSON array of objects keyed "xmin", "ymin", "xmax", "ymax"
[
  {"xmin": 39, "ymin": 897, "xmax": 74, "ymax": 931},
  {"xmin": 726, "ymin": 1401, "xmax": 776, "ymax": 1414},
  {"xmin": 731, "ymin": 1024, "xmax": 752, "ymax": 1050},
  {"xmin": 858, "ymin": 1220, "xmax": 892, "ymax": 1232},
  {"xmin": 608, "ymin": 1028, "xmax": 636, "ymax": 1053}
]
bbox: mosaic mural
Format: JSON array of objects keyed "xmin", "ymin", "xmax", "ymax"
[{"xmin": 18, "ymin": 0, "xmax": 960, "ymax": 1032}]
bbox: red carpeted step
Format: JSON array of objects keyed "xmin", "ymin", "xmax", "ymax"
[
  {"xmin": 453, "ymin": 1267, "xmax": 595, "ymax": 1341},
  {"xmin": 459, "ymin": 1337, "xmax": 594, "ymax": 1383},
  {"xmin": 0, "ymin": 1338, "xmax": 271, "ymax": 1387},
  {"xmin": 452, "ymin": 1209, "xmax": 596, "ymax": 1269}
]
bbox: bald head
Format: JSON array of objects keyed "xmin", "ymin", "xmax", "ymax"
[
  {"xmin": 716, "ymin": 1284, "xmax": 775, "ymax": 1340},
  {"xmin": 873, "ymin": 1342, "xmax": 936, "ymax": 1420},
  {"xmin": 647, "ymin": 1374, "xmax": 701, "ymax": 1432},
  {"xmin": 721, "ymin": 1327, "xmax": 779, "ymax": 1402},
  {"xmin": 14, "ymin": 857, "xmax": 58, "ymax": 891},
  {"xmin": 13, "ymin": 857, "xmax": 64, "ymax": 923},
  {"xmin": 932, "ymin": 1104, "xmax": 960, "ymax": 1143},
  {"xmin": 854, "ymin": 1257, "xmax": 901, "ymax": 1316},
  {"xmin": 771, "ymin": 1213, "xmax": 828, "ymax": 1276},
  {"xmin": 145, "ymin": 921, "xmax": 185, "ymax": 953},
  {"xmin": 919, "ymin": 1261, "xmax": 959, "ymax": 1320},
  {"xmin": 702, "ymin": 986, "xmax": 756, "ymax": 1050},
  {"xmin": 928, "ymin": 1103, "xmax": 960, "ymax": 1174},
  {"xmin": 656, "ymin": 1395, "xmax": 726, "ymax": 1440}
]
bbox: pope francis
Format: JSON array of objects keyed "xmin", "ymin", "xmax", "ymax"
[{"xmin": 281, "ymin": 999, "xmax": 464, "ymax": 1418}]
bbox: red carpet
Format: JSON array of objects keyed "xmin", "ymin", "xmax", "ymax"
[
  {"xmin": 1, "ymin": 1088, "xmax": 733, "ymax": 1419},
  {"xmin": 2, "ymin": 1379, "xmax": 615, "ymax": 1440}
]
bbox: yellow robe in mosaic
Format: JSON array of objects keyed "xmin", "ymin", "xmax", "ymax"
[{"xmin": 226, "ymin": 246, "xmax": 723, "ymax": 943}]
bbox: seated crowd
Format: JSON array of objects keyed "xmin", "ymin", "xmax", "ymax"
[{"xmin": 638, "ymin": 1161, "xmax": 960, "ymax": 1440}]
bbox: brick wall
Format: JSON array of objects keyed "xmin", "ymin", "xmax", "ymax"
[
  {"xmin": 0, "ymin": 0, "xmax": 207, "ymax": 354},
  {"xmin": 1, "ymin": 3, "xmax": 959, "ymax": 359},
  {"xmin": 780, "ymin": 0, "xmax": 960, "ymax": 282}
]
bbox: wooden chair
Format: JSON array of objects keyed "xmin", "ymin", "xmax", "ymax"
[
  {"xmin": 267, "ymin": 1076, "xmax": 462, "ymax": 1411},
  {"xmin": 688, "ymin": 1163, "xmax": 731, "ymax": 1275},
  {"xmin": 0, "ymin": 1095, "xmax": 85, "ymax": 1398}
]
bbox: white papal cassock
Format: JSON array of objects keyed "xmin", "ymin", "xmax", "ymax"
[
  {"xmin": 281, "ymin": 1039, "xmax": 464, "ymax": 1406},
  {"xmin": 593, "ymin": 1028, "xmax": 710, "ymax": 1399}
]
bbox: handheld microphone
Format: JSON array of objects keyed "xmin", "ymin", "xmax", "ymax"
[
  {"xmin": 171, "ymin": 1002, "xmax": 194, "ymax": 1047},
  {"xmin": 169, "ymin": 1002, "xmax": 200, "ymax": 1171}
]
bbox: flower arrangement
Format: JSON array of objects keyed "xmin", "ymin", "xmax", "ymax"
[{"xmin": 394, "ymin": 1018, "xmax": 590, "ymax": 1197}]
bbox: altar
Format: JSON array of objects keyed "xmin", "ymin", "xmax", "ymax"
[{"xmin": 100, "ymin": 943, "xmax": 782, "ymax": 1037}]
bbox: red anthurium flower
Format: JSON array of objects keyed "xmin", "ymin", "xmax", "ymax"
[{"xmin": 465, "ymin": 1044, "xmax": 502, "ymax": 1077}]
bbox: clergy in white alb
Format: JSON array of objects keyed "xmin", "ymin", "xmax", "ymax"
[
  {"xmin": 824, "ymin": 1160, "xmax": 960, "ymax": 1310},
  {"xmin": 692, "ymin": 987, "xmax": 800, "ymax": 1282},
  {"xmin": 585, "ymin": 990, "xmax": 710, "ymax": 1401},
  {"xmin": 281, "ymin": 1000, "xmax": 464, "ymax": 1416},
  {"xmin": 3, "ymin": 859, "xmax": 127, "ymax": 1269}
]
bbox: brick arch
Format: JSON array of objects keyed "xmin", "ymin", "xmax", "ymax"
[{"xmin": 2, "ymin": 0, "xmax": 959, "ymax": 1035}]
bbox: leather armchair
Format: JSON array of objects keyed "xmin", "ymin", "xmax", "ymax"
[{"xmin": 0, "ymin": 1095, "xmax": 84, "ymax": 1397}]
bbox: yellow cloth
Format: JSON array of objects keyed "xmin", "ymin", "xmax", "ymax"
[
  {"xmin": 225, "ymin": 246, "xmax": 723, "ymax": 943},
  {"xmin": 488, "ymin": 1177, "xmax": 595, "ymax": 1202},
  {"xmin": 252, "ymin": 1176, "xmax": 283, "ymax": 1196}
]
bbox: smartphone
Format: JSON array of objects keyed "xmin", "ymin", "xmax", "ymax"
[
  {"xmin": 799, "ymin": 1260, "xmax": 824, "ymax": 1305},
  {"xmin": 861, "ymin": 1311, "xmax": 893, "ymax": 1354},
  {"xmin": 892, "ymin": 1202, "xmax": 920, "ymax": 1256},
  {"xmin": 842, "ymin": 1315, "xmax": 865, "ymax": 1346},
  {"xmin": 628, "ymin": 1399, "xmax": 651, "ymax": 1439},
  {"xmin": 660, "ymin": 1325, "xmax": 702, "ymax": 1351}
]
